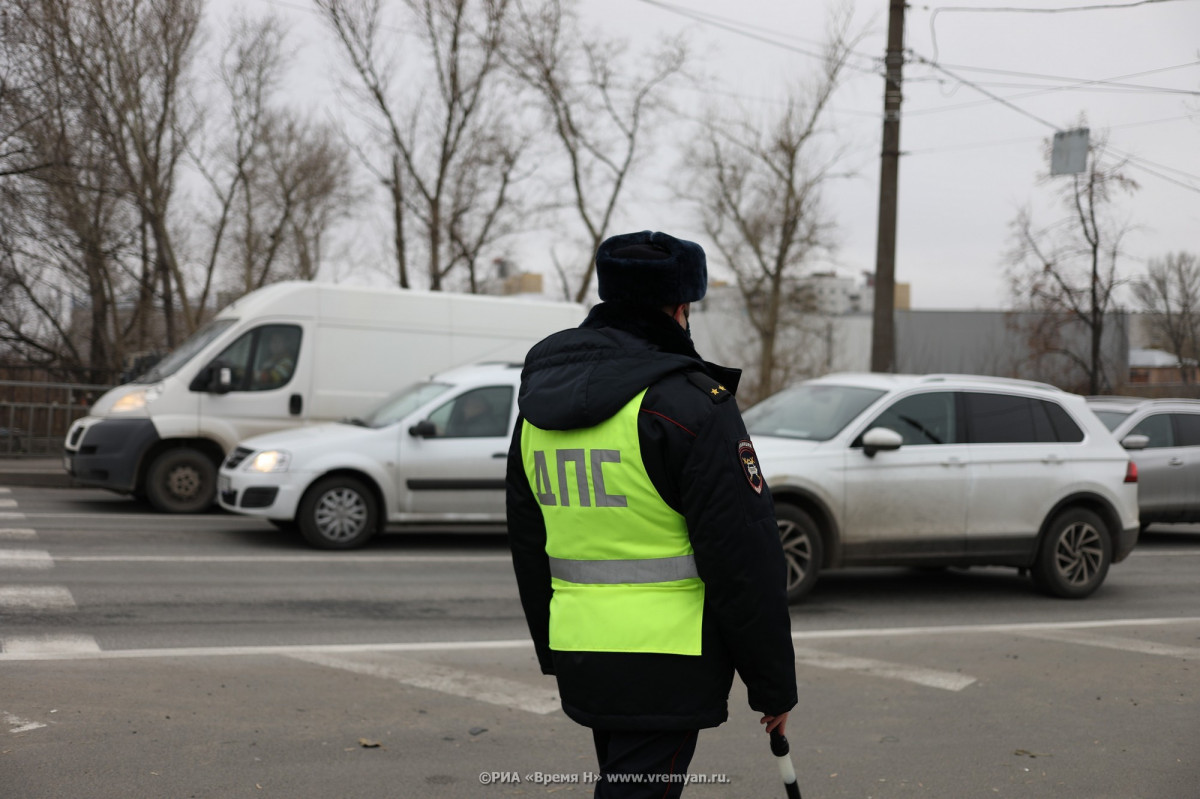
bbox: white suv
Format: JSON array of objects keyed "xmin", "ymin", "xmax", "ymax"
[
  {"xmin": 218, "ymin": 363, "xmax": 521, "ymax": 548},
  {"xmin": 743, "ymin": 373, "xmax": 1140, "ymax": 601}
]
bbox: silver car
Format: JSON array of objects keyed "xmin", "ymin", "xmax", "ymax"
[{"xmin": 1088, "ymin": 397, "xmax": 1200, "ymax": 529}]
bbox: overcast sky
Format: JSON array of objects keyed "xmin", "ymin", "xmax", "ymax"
[{"xmin": 245, "ymin": 0, "xmax": 1200, "ymax": 309}]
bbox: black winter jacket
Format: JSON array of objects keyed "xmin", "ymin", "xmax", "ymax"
[{"xmin": 506, "ymin": 302, "xmax": 797, "ymax": 731}]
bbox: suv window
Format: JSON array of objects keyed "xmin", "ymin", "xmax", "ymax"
[
  {"xmin": 428, "ymin": 386, "xmax": 513, "ymax": 438},
  {"xmin": 866, "ymin": 391, "xmax": 957, "ymax": 446},
  {"xmin": 1173, "ymin": 413, "xmax": 1200, "ymax": 446},
  {"xmin": 1131, "ymin": 413, "xmax": 1173, "ymax": 448},
  {"xmin": 965, "ymin": 392, "xmax": 1083, "ymax": 444}
]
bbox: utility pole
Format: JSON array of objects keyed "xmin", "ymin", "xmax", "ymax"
[{"xmin": 870, "ymin": 0, "xmax": 906, "ymax": 373}]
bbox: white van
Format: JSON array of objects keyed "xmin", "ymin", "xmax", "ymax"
[{"xmin": 64, "ymin": 281, "xmax": 582, "ymax": 512}]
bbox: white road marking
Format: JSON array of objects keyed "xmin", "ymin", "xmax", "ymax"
[
  {"xmin": 1130, "ymin": 549, "xmax": 1200, "ymax": 557},
  {"xmin": 0, "ymin": 528, "xmax": 37, "ymax": 540},
  {"xmin": 4, "ymin": 712, "xmax": 47, "ymax": 734},
  {"xmin": 0, "ymin": 498, "xmax": 17, "ymax": 507},
  {"xmin": 0, "ymin": 585, "xmax": 76, "ymax": 610},
  {"xmin": 1018, "ymin": 628, "xmax": 1200, "ymax": 659},
  {"xmin": 0, "ymin": 549, "xmax": 54, "ymax": 570},
  {"xmin": 288, "ymin": 652, "xmax": 562, "ymax": 715},
  {"xmin": 1, "ymin": 634, "xmax": 101, "ymax": 655},
  {"xmin": 3, "ymin": 617, "xmax": 1200, "ymax": 663},
  {"xmin": 0, "ymin": 487, "xmax": 11, "ymax": 493},
  {"xmin": 0, "ymin": 638, "xmax": 534, "ymax": 662},
  {"xmin": 0, "ymin": 512, "xmax": 26, "ymax": 519},
  {"xmin": 53, "ymin": 554, "xmax": 510, "ymax": 564},
  {"xmin": 793, "ymin": 646, "xmax": 976, "ymax": 691},
  {"xmin": 791, "ymin": 616, "xmax": 1200, "ymax": 641}
]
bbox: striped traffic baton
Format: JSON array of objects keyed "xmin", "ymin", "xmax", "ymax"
[{"xmin": 769, "ymin": 729, "xmax": 802, "ymax": 799}]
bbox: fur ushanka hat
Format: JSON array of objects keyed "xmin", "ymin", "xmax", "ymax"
[{"xmin": 595, "ymin": 230, "xmax": 707, "ymax": 306}]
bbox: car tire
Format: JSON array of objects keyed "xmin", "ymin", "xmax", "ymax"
[
  {"xmin": 145, "ymin": 448, "xmax": 218, "ymax": 513},
  {"xmin": 297, "ymin": 476, "xmax": 378, "ymax": 550},
  {"xmin": 1031, "ymin": 507, "xmax": 1111, "ymax": 599},
  {"xmin": 776, "ymin": 503, "xmax": 824, "ymax": 602}
]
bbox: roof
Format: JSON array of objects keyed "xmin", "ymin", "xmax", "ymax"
[{"xmin": 808, "ymin": 372, "xmax": 1063, "ymax": 394}]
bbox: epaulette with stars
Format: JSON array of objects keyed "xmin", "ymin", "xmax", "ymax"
[{"xmin": 684, "ymin": 370, "xmax": 734, "ymax": 403}]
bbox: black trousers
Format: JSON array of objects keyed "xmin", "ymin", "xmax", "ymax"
[{"xmin": 592, "ymin": 728, "xmax": 699, "ymax": 799}]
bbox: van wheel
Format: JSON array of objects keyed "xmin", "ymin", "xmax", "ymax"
[
  {"xmin": 145, "ymin": 448, "xmax": 217, "ymax": 513},
  {"xmin": 298, "ymin": 476, "xmax": 378, "ymax": 550},
  {"xmin": 1032, "ymin": 508, "xmax": 1111, "ymax": 599},
  {"xmin": 776, "ymin": 503, "xmax": 823, "ymax": 602}
]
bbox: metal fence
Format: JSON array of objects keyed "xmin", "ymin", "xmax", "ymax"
[{"xmin": 0, "ymin": 380, "xmax": 110, "ymax": 457}]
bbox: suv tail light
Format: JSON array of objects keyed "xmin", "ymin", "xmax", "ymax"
[{"xmin": 1124, "ymin": 460, "xmax": 1138, "ymax": 484}]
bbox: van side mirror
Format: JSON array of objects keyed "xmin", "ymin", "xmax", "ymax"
[
  {"xmin": 862, "ymin": 427, "xmax": 903, "ymax": 457},
  {"xmin": 1121, "ymin": 434, "xmax": 1149, "ymax": 451},
  {"xmin": 408, "ymin": 420, "xmax": 437, "ymax": 438},
  {"xmin": 190, "ymin": 362, "xmax": 235, "ymax": 394}
]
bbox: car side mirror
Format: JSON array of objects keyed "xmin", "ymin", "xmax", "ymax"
[
  {"xmin": 408, "ymin": 419, "xmax": 437, "ymax": 438},
  {"xmin": 189, "ymin": 363, "xmax": 232, "ymax": 394},
  {"xmin": 862, "ymin": 427, "xmax": 903, "ymax": 457},
  {"xmin": 1121, "ymin": 434, "xmax": 1149, "ymax": 451}
]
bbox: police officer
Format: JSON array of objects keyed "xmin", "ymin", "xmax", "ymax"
[{"xmin": 506, "ymin": 230, "xmax": 797, "ymax": 797}]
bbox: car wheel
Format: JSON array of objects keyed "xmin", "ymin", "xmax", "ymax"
[
  {"xmin": 1032, "ymin": 507, "xmax": 1111, "ymax": 599},
  {"xmin": 298, "ymin": 476, "xmax": 378, "ymax": 550},
  {"xmin": 145, "ymin": 448, "xmax": 217, "ymax": 513},
  {"xmin": 776, "ymin": 503, "xmax": 824, "ymax": 602}
]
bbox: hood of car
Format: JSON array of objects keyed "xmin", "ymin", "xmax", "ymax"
[
  {"xmin": 748, "ymin": 435, "xmax": 824, "ymax": 474},
  {"xmin": 235, "ymin": 421, "xmax": 383, "ymax": 455}
]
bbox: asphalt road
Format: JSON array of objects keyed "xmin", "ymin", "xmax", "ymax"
[{"xmin": 2, "ymin": 484, "xmax": 1199, "ymax": 798}]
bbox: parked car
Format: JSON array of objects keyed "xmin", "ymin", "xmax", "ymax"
[
  {"xmin": 1086, "ymin": 396, "xmax": 1200, "ymax": 529},
  {"xmin": 743, "ymin": 373, "xmax": 1140, "ymax": 602},
  {"xmin": 218, "ymin": 362, "xmax": 522, "ymax": 548}
]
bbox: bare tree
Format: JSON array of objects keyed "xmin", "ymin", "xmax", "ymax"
[
  {"xmin": 315, "ymin": 0, "xmax": 525, "ymax": 291},
  {"xmin": 684, "ymin": 14, "xmax": 860, "ymax": 403},
  {"xmin": 1134, "ymin": 251, "xmax": 1200, "ymax": 384},
  {"xmin": 194, "ymin": 13, "xmax": 359, "ymax": 300},
  {"xmin": 505, "ymin": 0, "xmax": 688, "ymax": 302},
  {"xmin": 1006, "ymin": 132, "xmax": 1138, "ymax": 394}
]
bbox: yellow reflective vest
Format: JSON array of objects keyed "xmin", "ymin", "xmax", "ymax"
[{"xmin": 521, "ymin": 389, "xmax": 705, "ymax": 656}]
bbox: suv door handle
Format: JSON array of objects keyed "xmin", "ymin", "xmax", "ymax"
[
  {"xmin": 1042, "ymin": 454, "xmax": 1062, "ymax": 465},
  {"xmin": 941, "ymin": 457, "xmax": 966, "ymax": 468},
  {"xmin": 1169, "ymin": 457, "xmax": 1184, "ymax": 466}
]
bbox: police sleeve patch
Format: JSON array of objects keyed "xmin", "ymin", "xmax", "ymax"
[{"xmin": 737, "ymin": 439, "xmax": 764, "ymax": 494}]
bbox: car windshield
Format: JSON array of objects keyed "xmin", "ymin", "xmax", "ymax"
[
  {"xmin": 362, "ymin": 382, "xmax": 453, "ymax": 429},
  {"xmin": 744, "ymin": 384, "xmax": 886, "ymax": 441},
  {"xmin": 131, "ymin": 318, "xmax": 238, "ymax": 383},
  {"xmin": 1091, "ymin": 409, "xmax": 1131, "ymax": 431}
]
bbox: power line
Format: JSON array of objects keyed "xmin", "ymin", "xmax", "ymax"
[
  {"xmin": 634, "ymin": 0, "xmax": 883, "ymax": 76},
  {"xmin": 922, "ymin": 0, "xmax": 1200, "ymax": 62}
]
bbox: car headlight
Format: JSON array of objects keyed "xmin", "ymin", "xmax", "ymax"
[
  {"xmin": 112, "ymin": 390, "xmax": 147, "ymax": 413},
  {"xmin": 247, "ymin": 450, "xmax": 291, "ymax": 473},
  {"xmin": 111, "ymin": 384, "xmax": 163, "ymax": 413}
]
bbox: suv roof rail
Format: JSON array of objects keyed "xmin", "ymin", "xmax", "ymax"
[{"xmin": 918, "ymin": 373, "xmax": 1061, "ymax": 391}]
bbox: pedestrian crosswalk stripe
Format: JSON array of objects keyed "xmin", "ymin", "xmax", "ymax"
[
  {"xmin": 1, "ymin": 634, "xmax": 100, "ymax": 655},
  {"xmin": 1018, "ymin": 628, "xmax": 1200, "ymax": 659},
  {"xmin": 287, "ymin": 652, "xmax": 562, "ymax": 715},
  {"xmin": 0, "ymin": 498, "xmax": 16, "ymax": 508},
  {"xmin": 0, "ymin": 512, "xmax": 26, "ymax": 519},
  {"xmin": 0, "ymin": 585, "xmax": 75, "ymax": 610},
  {"xmin": 0, "ymin": 528, "xmax": 36, "ymax": 540},
  {"xmin": 793, "ymin": 647, "xmax": 976, "ymax": 691},
  {"xmin": 0, "ymin": 549, "xmax": 54, "ymax": 569}
]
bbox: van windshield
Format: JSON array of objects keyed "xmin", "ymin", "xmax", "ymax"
[
  {"xmin": 744, "ymin": 384, "xmax": 886, "ymax": 441},
  {"xmin": 363, "ymin": 382, "xmax": 453, "ymax": 429},
  {"xmin": 131, "ymin": 318, "xmax": 239, "ymax": 383}
]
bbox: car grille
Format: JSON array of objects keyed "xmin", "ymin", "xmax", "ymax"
[{"xmin": 224, "ymin": 446, "xmax": 254, "ymax": 469}]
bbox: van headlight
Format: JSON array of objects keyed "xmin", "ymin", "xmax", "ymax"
[
  {"xmin": 248, "ymin": 450, "xmax": 291, "ymax": 473},
  {"xmin": 111, "ymin": 384, "xmax": 163, "ymax": 413}
]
